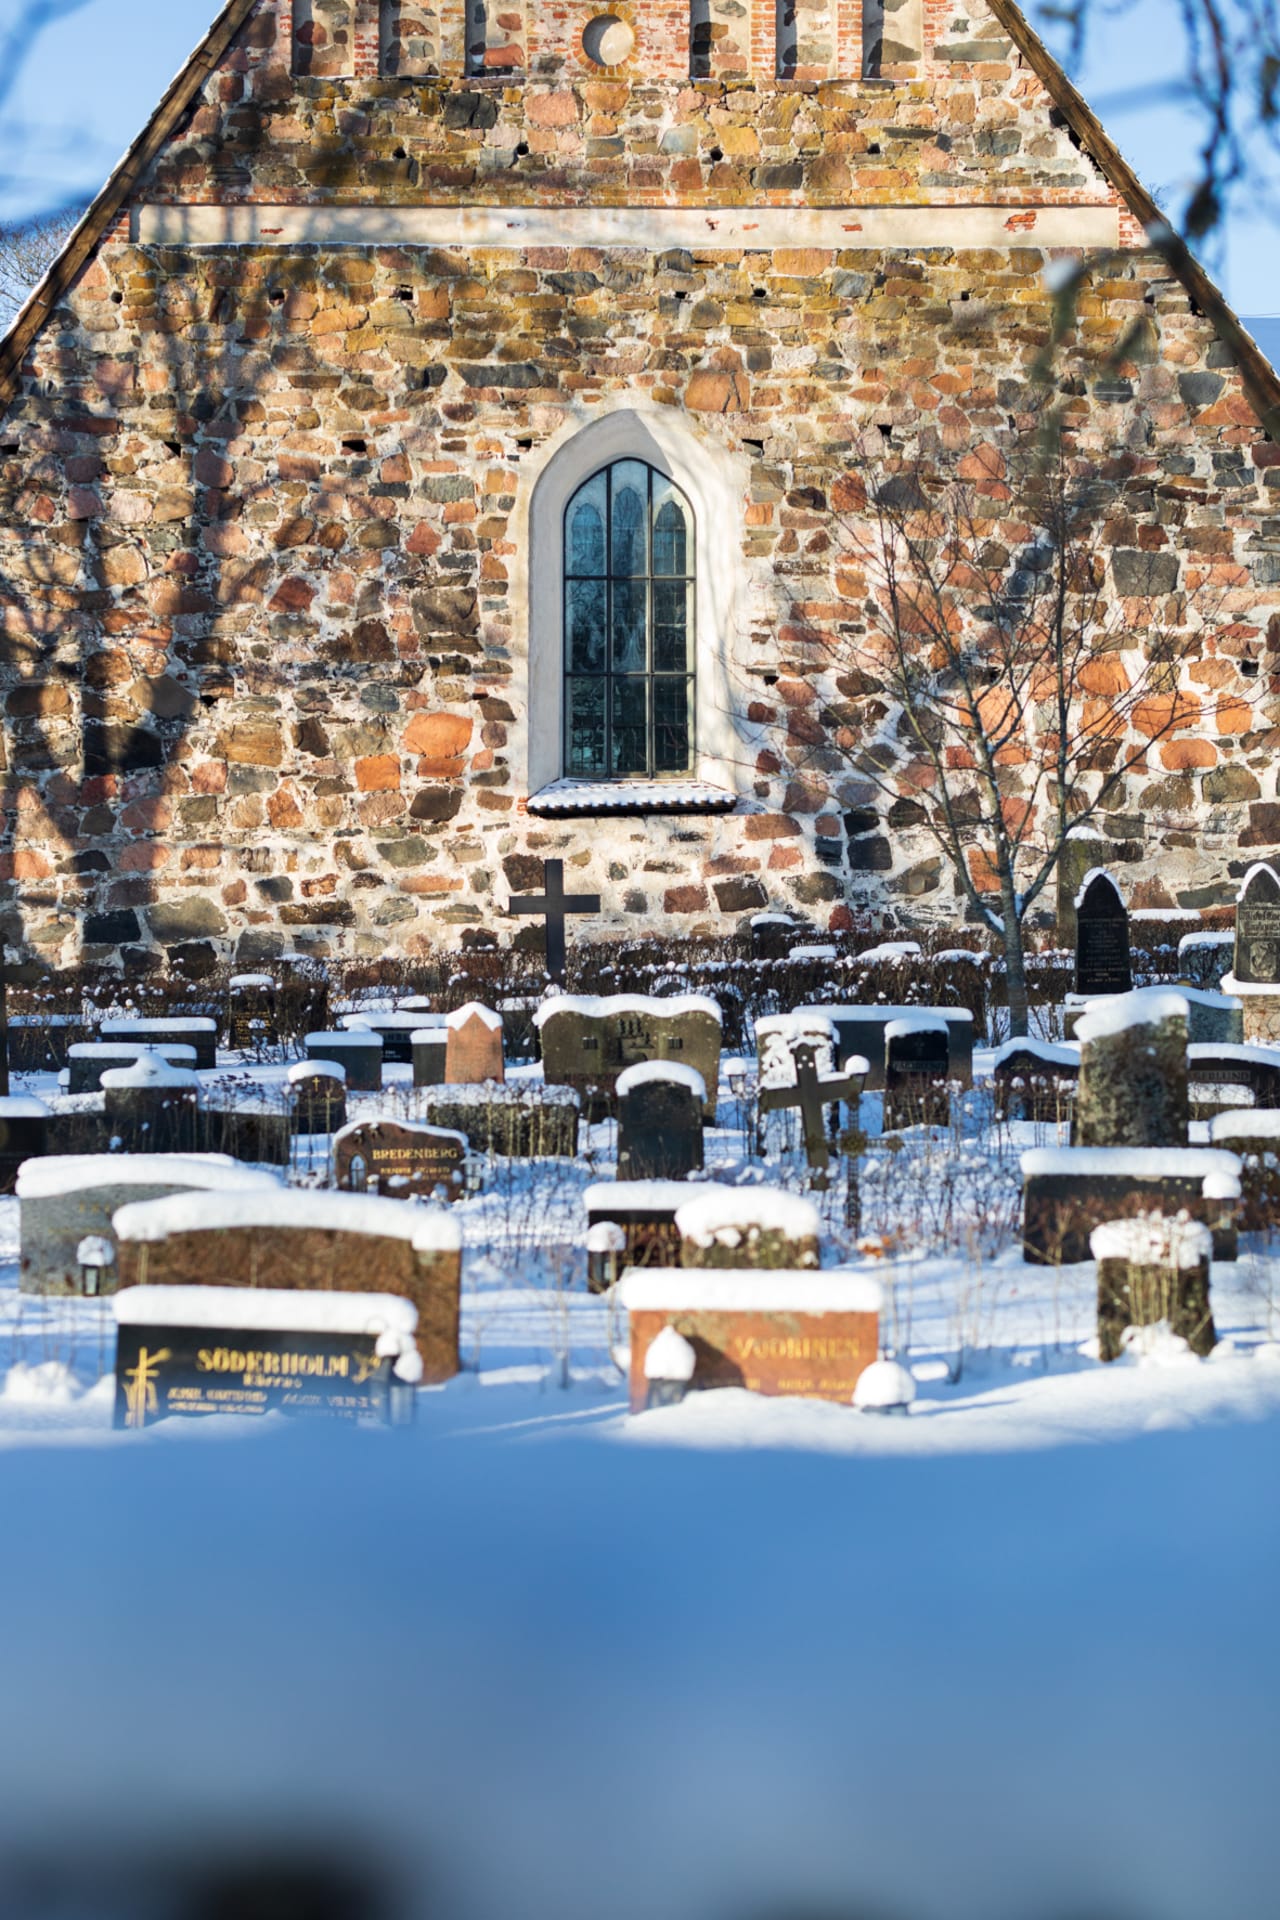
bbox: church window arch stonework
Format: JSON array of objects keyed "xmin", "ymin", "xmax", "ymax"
[{"xmin": 562, "ymin": 461, "xmax": 696, "ymax": 780}]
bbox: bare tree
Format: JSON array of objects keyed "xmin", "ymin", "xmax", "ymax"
[
  {"xmin": 827, "ymin": 439, "xmax": 1248, "ymax": 1036},
  {"xmin": 0, "ymin": 206, "xmax": 82, "ymax": 328}
]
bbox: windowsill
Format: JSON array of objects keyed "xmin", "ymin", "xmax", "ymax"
[{"xmin": 527, "ymin": 778, "xmax": 737, "ymax": 817}]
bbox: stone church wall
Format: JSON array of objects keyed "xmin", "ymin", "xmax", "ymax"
[{"xmin": 0, "ymin": 0, "xmax": 1276, "ymax": 968}]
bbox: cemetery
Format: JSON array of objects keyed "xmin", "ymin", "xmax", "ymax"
[{"xmin": 1, "ymin": 854, "xmax": 1280, "ymax": 1457}]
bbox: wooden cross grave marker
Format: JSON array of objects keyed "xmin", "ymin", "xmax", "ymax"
[
  {"xmin": 507, "ymin": 857, "xmax": 601, "ymax": 985},
  {"xmin": 757, "ymin": 1041, "xmax": 865, "ymax": 1189}
]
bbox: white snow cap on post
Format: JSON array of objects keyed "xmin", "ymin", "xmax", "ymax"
[
  {"xmin": 445, "ymin": 1001, "xmax": 502, "ymax": 1031},
  {"xmin": 1075, "ymin": 988, "xmax": 1190, "ymax": 1047},
  {"xmin": 615, "ymin": 1060, "xmax": 706, "ymax": 1102},
  {"xmin": 643, "ymin": 1326, "xmax": 697, "ymax": 1383},
  {"xmin": 586, "ymin": 1221, "xmax": 628, "ymax": 1255},
  {"xmin": 853, "ymin": 1358, "xmax": 917, "ymax": 1411}
]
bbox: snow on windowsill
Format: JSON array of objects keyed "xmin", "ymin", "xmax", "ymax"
[
  {"xmin": 114, "ymin": 1284, "xmax": 418, "ymax": 1336},
  {"xmin": 527, "ymin": 778, "xmax": 736, "ymax": 817}
]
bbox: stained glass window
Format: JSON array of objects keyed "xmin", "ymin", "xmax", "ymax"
[{"xmin": 563, "ymin": 461, "xmax": 695, "ymax": 779}]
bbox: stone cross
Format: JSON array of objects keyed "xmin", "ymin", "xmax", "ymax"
[
  {"xmin": 508, "ymin": 858, "xmax": 600, "ymax": 984},
  {"xmin": 757, "ymin": 1041, "xmax": 863, "ymax": 1188}
]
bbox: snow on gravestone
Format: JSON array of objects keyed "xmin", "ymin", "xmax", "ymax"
[
  {"xmin": 100, "ymin": 1049, "xmax": 201, "ymax": 1154},
  {"xmin": 111, "ymin": 1188, "xmax": 463, "ymax": 1381},
  {"xmin": 333, "ymin": 1117, "xmax": 467, "ymax": 1201},
  {"xmin": 286, "ymin": 1059, "xmax": 347, "ymax": 1135},
  {"xmin": 616, "ymin": 1061, "xmax": 704, "ymax": 1182},
  {"xmin": 618, "ymin": 1268, "xmax": 882, "ymax": 1411},
  {"xmin": 1075, "ymin": 988, "xmax": 1189, "ymax": 1149},
  {"xmin": 112, "ymin": 1286, "xmax": 422, "ymax": 1430},
  {"xmin": 883, "ymin": 1016, "xmax": 950, "ymax": 1130},
  {"xmin": 674, "ymin": 1186, "xmax": 820, "ymax": 1270},
  {"xmin": 1091, "ymin": 1214, "xmax": 1216, "ymax": 1363},
  {"xmin": 534, "ymin": 994, "xmax": 722, "ymax": 1119},
  {"xmin": 16, "ymin": 1153, "xmax": 282, "ymax": 1295},
  {"xmin": 1074, "ymin": 870, "xmax": 1132, "ymax": 998},
  {"xmin": 443, "ymin": 1002, "xmax": 504, "ymax": 1085}
]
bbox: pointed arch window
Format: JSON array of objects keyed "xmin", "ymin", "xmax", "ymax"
[{"xmin": 563, "ymin": 460, "xmax": 696, "ymax": 779}]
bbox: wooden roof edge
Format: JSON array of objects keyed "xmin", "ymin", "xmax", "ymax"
[
  {"xmin": 987, "ymin": 0, "xmax": 1280, "ymax": 443},
  {"xmin": 0, "ymin": 0, "xmax": 260, "ymax": 417}
]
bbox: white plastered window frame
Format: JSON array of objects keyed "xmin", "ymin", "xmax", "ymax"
[{"xmin": 516, "ymin": 404, "xmax": 750, "ymax": 800}]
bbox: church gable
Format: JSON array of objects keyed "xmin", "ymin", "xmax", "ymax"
[{"xmin": 0, "ymin": 0, "xmax": 1277, "ymax": 969}]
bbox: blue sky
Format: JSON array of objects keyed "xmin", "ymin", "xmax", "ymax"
[{"xmin": 0, "ymin": 0, "xmax": 1276, "ymax": 323}]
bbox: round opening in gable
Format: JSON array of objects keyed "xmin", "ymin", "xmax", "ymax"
[{"xmin": 582, "ymin": 14, "xmax": 634, "ymax": 64}]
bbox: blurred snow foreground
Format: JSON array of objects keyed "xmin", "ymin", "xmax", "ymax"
[{"xmin": 0, "ymin": 1410, "xmax": 1276, "ymax": 1920}]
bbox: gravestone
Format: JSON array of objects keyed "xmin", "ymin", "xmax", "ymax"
[
  {"xmin": 333, "ymin": 1118, "xmax": 467, "ymax": 1201},
  {"xmin": 535, "ymin": 993, "xmax": 722, "ymax": 1119},
  {"xmin": 17, "ymin": 1153, "xmax": 281, "ymax": 1295},
  {"xmin": 1209, "ymin": 1109, "xmax": 1280, "ymax": 1231},
  {"xmin": 411, "ymin": 1021, "xmax": 448, "ymax": 1088},
  {"xmin": 287, "ymin": 1059, "xmax": 347, "ymax": 1134},
  {"xmin": 1179, "ymin": 986, "xmax": 1243, "ymax": 1047},
  {"xmin": 793, "ymin": 1003, "xmax": 974, "ymax": 1091},
  {"xmin": 616, "ymin": 1062, "xmax": 704, "ymax": 1182},
  {"xmin": 419, "ymin": 1083, "xmax": 578, "ymax": 1158},
  {"xmin": 99, "ymin": 1016, "xmax": 217, "ymax": 1070},
  {"xmin": 444, "ymin": 1002, "xmax": 504, "ymax": 1084},
  {"xmin": 750, "ymin": 913, "xmax": 801, "ymax": 961},
  {"xmin": 1075, "ymin": 988, "xmax": 1188, "ymax": 1148},
  {"xmin": 67, "ymin": 1040, "xmax": 198, "ymax": 1095},
  {"xmin": 991, "ymin": 1040, "xmax": 1079, "ymax": 1126},
  {"xmin": 101, "ymin": 1050, "xmax": 200, "ymax": 1154},
  {"xmin": 305, "ymin": 1028, "xmax": 382, "ymax": 1092},
  {"xmin": 112, "ymin": 1187, "xmax": 463, "ymax": 1380},
  {"xmin": 339, "ymin": 1011, "xmax": 424, "ymax": 1065},
  {"xmin": 674, "ymin": 1186, "xmax": 820, "ymax": 1270},
  {"xmin": 0, "ymin": 1094, "xmax": 49, "ymax": 1193},
  {"xmin": 1020, "ymin": 1145, "xmax": 1241, "ymax": 1264},
  {"xmin": 7, "ymin": 1014, "xmax": 88, "ymax": 1073},
  {"xmin": 1091, "ymin": 1215, "xmax": 1216, "ymax": 1362},
  {"xmin": 1179, "ymin": 929, "xmax": 1234, "ymax": 992},
  {"xmin": 507, "ymin": 857, "xmax": 601, "ymax": 983},
  {"xmin": 883, "ymin": 1017, "xmax": 950, "ymax": 1130},
  {"xmin": 585, "ymin": 1178, "xmax": 724, "ymax": 1280},
  {"xmin": 1074, "ymin": 870, "xmax": 1132, "ymax": 997},
  {"xmin": 1186, "ymin": 1042, "xmax": 1280, "ymax": 1120},
  {"xmin": 113, "ymin": 1286, "xmax": 421, "ymax": 1429},
  {"xmin": 226, "ymin": 973, "xmax": 277, "ymax": 1051},
  {"xmin": 756, "ymin": 1041, "xmax": 866, "ymax": 1184},
  {"xmin": 619, "ymin": 1268, "xmax": 882, "ymax": 1411},
  {"xmin": 1233, "ymin": 862, "xmax": 1280, "ymax": 985}
]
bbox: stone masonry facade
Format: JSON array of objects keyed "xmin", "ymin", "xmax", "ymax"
[{"xmin": 0, "ymin": 0, "xmax": 1277, "ymax": 969}]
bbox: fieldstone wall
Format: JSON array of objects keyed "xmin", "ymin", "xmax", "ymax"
[{"xmin": 0, "ymin": 0, "xmax": 1276, "ymax": 969}]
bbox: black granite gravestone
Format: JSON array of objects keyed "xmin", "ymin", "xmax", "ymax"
[
  {"xmin": 287, "ymin": 1064, "xmax": 347, "ymax": 1135},
  {"xmin": 1234, "ymin": 863, "xmax": 1280, "ymax": 986},
  {"xmin": 1075, "ymin": 871, "xmax": 1132, "ymax": 996},
  {"xmin": 0, "ymin": 1095, "xmax": 49, "ymax": 1193},
  {"xmin": 617, "ymin": 1071, "xmax": 703, "ymax": 1182},
  {"xmin": 883, "ymin": 1022, "xmax": 950, "ymax": 1130}
]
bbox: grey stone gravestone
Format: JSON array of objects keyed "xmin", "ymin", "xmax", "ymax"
[
  {"xmin": 1179, "ymin": 929, "xmax": 1234, "ymax": 992},
  {"xmin": 1074, "ymin": 871, "xmax": 1132, "ymax": 997},
  {"xmin": 535, "ymin": 993, "xmax": 722, "ymax": 1120},
  {"xmin": 1091, "ymin": 1215, "xmax": 1216, "ymax": 1361},
  {"xmin": 1180, "ymin": 986, "xmax": 1243, "ymax": 1046},
  {"xmin": 1075, "ymin": 988, "xmax": 1188, "ymax": 1149},
  {"xmin": 616, "ymin": 1062, "xmax": 704, "ymax": 1182},
  {"xmin": 883, "ymin": 1017, "xmax": 950, "ymax": 1130},
  {"xmin": 334, "ymin": 1118, "xmax": 467, "ymax": 1200},
  {"xmin": 305, "ymin": 1028, "xmax": 382, "ymax": 1092},
  {"xmin": 420, "ymin": 1083, "xmax": 579, "ymax": 1158}
]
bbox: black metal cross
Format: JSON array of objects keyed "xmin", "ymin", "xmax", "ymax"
[
  {"xmin": 757, "ymin": 1042, "xmax": 865, "ymax": 1189},
  {"xmin": 508, "ymin": 857, "xmax": 601, "ymax": 984}
]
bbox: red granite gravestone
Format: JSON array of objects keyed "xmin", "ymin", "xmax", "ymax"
[{"xmin": 444, "ymin": 1003, "xmax": 504, "ymax": 1084}]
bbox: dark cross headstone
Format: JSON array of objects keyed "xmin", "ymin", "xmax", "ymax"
[
  {"xmin": 1075, "ymin": 870, "xmax": 1132, "ymax": 996},
  {"xmin": 334, "ymin": 1118, "xmax": 467, "ymax": 1201},
  {"xmin": 101, "ymin": 1051, "xmax": 200, "ymax": 1154},
  {"xmin": 508, "ymin": 858, "xmax": 600, "ymax": 984},
  {"xmin": 287, "ymin": 1063, "xmax": 347, "ymax": 1135},
  {"xmin": 617, "ymin": 1067, "xmax": 704, "ymax": 1182},
  {"xmin": 1234, "ymin": 863, "xmax": 1280, "ymax": 986},
  {"xmin": 757, "ymin": 1042, "xmax": 864, "ymax": 1188},
  {"xmin": 883, "ymin": 1021, "xmax": 950, "ymax": 1131}
]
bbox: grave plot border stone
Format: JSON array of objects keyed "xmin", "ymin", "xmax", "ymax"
[
  {"xmin": 619, "ymin": 1268, "xmax": 883, "ymax": 1411},
  {"xmin": 794, "ymin": 1003, "xmax": 973, "ymax": 1092},
  {"xmin": 112, "ymin": 1187, "xmax": 463, "ymax": 1381},
  {"xmin": 17, "ymin": 1153, "xmax": 282, "ymax": 1295},
  {"xmin": 1020, "ymin": 1145, "xmax": 1242, "ymax": 1265},
  {"xmin": 113, "ymin": 1286, "xmax": 420, "ymax": 1429}
]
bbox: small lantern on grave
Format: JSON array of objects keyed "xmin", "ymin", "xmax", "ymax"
[
  {"xmin": 587, "ymin": 1219, "xmax": 628, "ymax": 1293},
  {"xmin": 643, "ymin": 1325, "xmax": 697, "ymax": 1410},
  {"xmin": 76, "ymin": 1233, "xmax": 114, "ymax": 1298},
  {"xmin": 852, "ymin": 1357, "xmax": 917, "ymax": 1417}
]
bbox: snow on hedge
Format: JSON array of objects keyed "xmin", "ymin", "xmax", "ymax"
[
  {"xmin": 615, "ymin": 1060, "xmax": 706, "ymax": 1101},
  {"xmin": 534, "ymin": 992, "xmax": 721, "ymax": 1027},
  {"xmin": 674, "ymin": 1186, "xmax": 820, "ymax": 1247},
  {"xmin": 113, "ymin": 1284, "xmax": 418, "ymax": 1336},
  {"xmin": 1020, "ymin": 1146, "xmax": 1241, "ymax": 1196},
  {"xmin": 17, "ymin": 1154, "xmax": 281, "ymax": 1201},
  {"xmin": 855, "ymin": 941, "xmax": 922, "ymax": 964},
  {"xmin": 1090, "ymin": 1215, "xmax": 1212, "ymax": 1268},
  {"xmin": 1075, "ymin": 988, "xmax": 1190, "ymax": 1046},
  {"xmin": 619, "ymin": 1268, "xmax": 883, "ymax": 1314},
  {"xmin": 0, "ymin": 1095, "xmax": 50, "ymax": 1118},
  {"xmin": 100, "ymin": 1016, "xmax": 215, "ymax": 1035},
  {"xmin": 112, "ymin": 1188, "xmax": 463, "ymax": 1251},
  {"xmin": 1179, "ymin": 930, "xmax": 1234, "ymax": 955}
]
